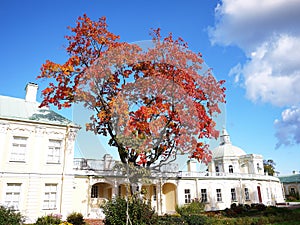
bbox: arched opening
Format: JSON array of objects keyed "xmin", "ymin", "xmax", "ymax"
[
  {"xmin": 90, "ymin": 182, "xmax": 112, "ymax": 207},
  {"xmin": 229, "ymin": 165, "xmax": 233, "ymax": 173},
  {"xmin": 118, "ymin": 183, "xmax": 128, "ymax": 198},
  {"xmin": 140, "ymin": 184, "xmax": 155, "ymax": 200},
  {"xmin": 162, "ymin": 183, "xmax": 177, "ymax": 213}
]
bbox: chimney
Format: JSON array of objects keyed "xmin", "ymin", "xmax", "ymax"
[
  {"xmin": 187, "ymin": 159, "xmax": 197, "ymax": 172},
  {"xmin": 25, "ymin": 82, "xmax": 38, "ymax": 102}
]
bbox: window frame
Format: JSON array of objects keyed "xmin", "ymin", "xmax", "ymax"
[
  {"xmin": 43, "ymin": 183, "xmax": 58, "ymax": 210},
  {"xmin": 290, "ymin": 187, "xmax": 296, "ymax": 195},
  {"xmin": 229, "ymin": 165, "xmax": 233, "ymax": 173},
  {"xmin": 184, "ymin": 189, "xmax": 191, "ymax": 204},
  {"xmin": 5, "ymin": 183, "xmax": 22, "ymax": 210},
  {"xmin": 152, "ymin": 186, "xmax": 157, "ymax": 201},
  {"xmin": 245, "ymin": 187, "xmax": 250, "ymax": 201},
  {"xmin": 231, "ymin": 188, "xmax": 237, "ymax": 201},
  {"xmin": 91, "ymin": 185, "xmax": 99, "ymax": 198},
  {"xmin": 47, "ymin": 139, "xmax": 62, "ymax": 164},
  {"xmin": 216, "ymin": 188, "xmax": 222, "ymax": 202},
  {"xmin": 10, "ymin": 136, "xmax": 28, "ymax": 162},
  {"xmin": 201, "ymin": 189, "xmax": 208, "ymax": 203}
]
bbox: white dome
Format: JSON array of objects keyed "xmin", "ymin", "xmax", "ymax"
[
  {"xmin": 213, "ymin": 143, "xmax": 246, "ymax": 158},
  {"xmin": 212, "ymin": 129, "xmax": 246, "ymax": 158}
]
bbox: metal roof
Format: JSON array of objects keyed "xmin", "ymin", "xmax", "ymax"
[
  {"xmin": 0, "ymin": 95, "xmax": 78, "ymax": 127},
  {"xmin": 279, "ymin": 174, "xmax": 300, "ymax": 183}
]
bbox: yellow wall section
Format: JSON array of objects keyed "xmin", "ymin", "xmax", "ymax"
[{"xmin": 162, "ymin": 183, "xmax": 176, "ymax": 212}]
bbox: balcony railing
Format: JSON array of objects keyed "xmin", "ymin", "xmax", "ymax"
[{"xmin": 73, "ymin": 158, "xmax": 279, "ymax": 181}]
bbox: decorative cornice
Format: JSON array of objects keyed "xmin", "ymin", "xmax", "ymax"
[
  {"xmin": 0, "ymin": 123, "xmax": 9, "ymax": 134},
  {"xmin": 35, "ymin": 126, "xmax": 46, "ymax": 137}
]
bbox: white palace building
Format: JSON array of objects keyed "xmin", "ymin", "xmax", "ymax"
[{"xmin": 0, "ymin": 83, "xmax": 285, "ymax": 223}]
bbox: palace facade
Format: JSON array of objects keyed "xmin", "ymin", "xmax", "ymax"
[{"xmin": 0, "ymin": 83, "xmax": 285, "ymax": 223}]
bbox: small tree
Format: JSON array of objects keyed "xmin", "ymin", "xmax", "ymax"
[
  {"xmin": 102, "ymin": 195, "xmax": 156, "ymax": 225},
  {"xmin": 263, "ymin": 159, "xmax": 276, "ymax": 176}
]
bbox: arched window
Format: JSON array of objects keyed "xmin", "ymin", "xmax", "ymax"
[
  {"xmin": 257, "ymin": 163, "xmax": 261, "ymax": 172},
  {"xmin": 229, "ymin": 165, "xmax": 233, "ymax": 173}
]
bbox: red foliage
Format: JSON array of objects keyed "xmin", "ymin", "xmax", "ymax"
[{"xmin": 38, "ymin": 14, "xmax": 226, "ymax": 168}]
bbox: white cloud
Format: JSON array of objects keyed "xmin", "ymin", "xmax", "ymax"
[
  {"xmin": 243, "ymin": 35, "xmax": 300, "ymax": 106},
  {"xmin": 274, "ymin": 107, "xmax": 300, "ymax": 148},
  {"xmin": 210, "ymin": 0, "xmax": 300, "ymax": 147},
  {"xmin": 210, "ymin": 0, "xmax": 300, "ymax": 52}
]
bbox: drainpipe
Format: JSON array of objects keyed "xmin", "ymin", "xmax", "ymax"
[
  {"xmin": 160, "ymin": 178, "xmax": 163, "ymax": 215},
  {"xmin": 59, "ymin": 125, "xmax": 70, "ymax": 215},
  {"xmin": 87, "ymin": 175, "xmax": 92, "ymax": 217}
]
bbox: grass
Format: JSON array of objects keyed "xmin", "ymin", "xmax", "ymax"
[{"xmin": 22, "ymin": 206, "xmax": 300, "ymax": 225}]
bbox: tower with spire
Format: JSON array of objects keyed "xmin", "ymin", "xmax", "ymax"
[{"xmin": 220, "ymin": 128, "xmax": 231, "ymax": 145}]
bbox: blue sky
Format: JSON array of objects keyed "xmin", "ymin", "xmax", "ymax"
[{"xmin": 0, "ymin": 0, "xmax": 299, "ymax": 175}]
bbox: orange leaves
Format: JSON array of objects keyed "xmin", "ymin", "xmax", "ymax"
[
  {"xmin": 37, "ymin": 14, "xmax": 226, "ymax": 167},
  {"xmin": 42, "ymin": 87, "xmax": 54, "ymax": 95}
]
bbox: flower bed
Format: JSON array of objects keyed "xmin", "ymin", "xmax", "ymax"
[{"xmin": 84, "ymin": 219, "xmax": 104, "ymax": 225}]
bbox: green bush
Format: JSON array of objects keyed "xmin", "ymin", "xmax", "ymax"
[
  {"xmin": 183, "ymin": 214, "xmax": 208, "ymax": 225},
  {"xmin": 102, "ymin": 195, "xmax": 156, "ymax": 225},
  {"xmin": 0, "ymin": 205, "xmax": 24, "ymax": 225},
  {"xmin": 176, "ymin": 200, "xmax": 205, "ymax": 216},
  {"xmin": 251, "ymin": 203, "xmax": 267, "ymax": 211},
  {"xmin": 35, "ymin": 214, "xmax": 62, "ymax": 225},
  {"xmin": 156, "ymin": 214, "xmax": 185, "ymax": 225},
  {"xmin": 67, "ymin": 212, "xmax": 85, "ymax": 225}
]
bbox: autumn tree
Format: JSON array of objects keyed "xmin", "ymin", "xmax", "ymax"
[{"xmin": 38, "ymin": 14, "xmax": 226, "ymax": 168}]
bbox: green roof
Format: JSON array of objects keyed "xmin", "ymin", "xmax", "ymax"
[
  {"xmin": 0, "ymin": 95, "xmax": 78, "ymax": 127},
  {"xmin": 279, "ymin": 174, "xmax": 300, "ymax": 183}
]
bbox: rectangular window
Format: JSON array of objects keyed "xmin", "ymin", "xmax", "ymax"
[
  {"xmin": 231, "ymin": 188, "xmax": 237, "ymax": 201},
  {"xmin": 10, "ymin": 136, "xmax": 27, "ymax": 162},
  {"xmin": 153, "ymin": 186, "xmax": 157, "ymax": 201},
  {"xmin": 201, "ymin": 189, "xmax": 207, "ymax": 203},
  {"xmin": 184, "ymin": 189, "xmax": 191, "ymax": 204},
  {"xmin": 47, "ymin": 140, "xmax": 61, "ymax": 163},
  {"xmin": 43, "ymin": 184, "xmax": 57, "ymax": 210},
  {"xmin": 245, "ymin": 188, "xmax": 250, "ymax": 201},
  {"xmin": 266, "ymin": 188, "xmax": 270, "ymax": 199},
  {"xmin": 216, "ymin": 166, "xmax": 220, "ymax": 176},
  {"xmin": 5, "ymin": 183, "xmax": 21, "ymax": 210},
  {"xmin": 290, "ymin": 187, "xmax": 296, "ymax": 195},
  {"xmin": 91, "ymin": 185, "xmax": 98, "ymax": 198},
  {"xmin": 216, "ymin": 189, "xmax": 222, "ymax": 202}
]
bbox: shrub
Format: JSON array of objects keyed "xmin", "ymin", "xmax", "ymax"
[
  {"xmin": 176, "ymin": 200, "xmax": 205, "ymax": 216},
  {"xmin": 0, "ymin": 205, "xmax": 24, "ymax": 225},
  {"xmin": 102, "ymin": 195, "xmax": 156, "ymax": 225},
  {"xmin": 230, "ymin": 204, "xmax": 248, "ymax": 214},
  {"xmin": 222, "ymin": 208, "xmax": 236, "ymax": 217},
  {"xmin": 182, "ymin": 214, "xmax": 208, "ymax": 225},
  {"xmin": 67, "ymin": 212, "xmax": 85, "ymax": 225},
  {"xmin": 154, "ymin": 214, "xmax": 185, "ymax": 225},
  {"xmin": 35, "ymin": 214, "xmax": 62, "ymax": 225},
  {"xmin": 230, "ymin": 203, "xmax": 237, "ymax": 209}
]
